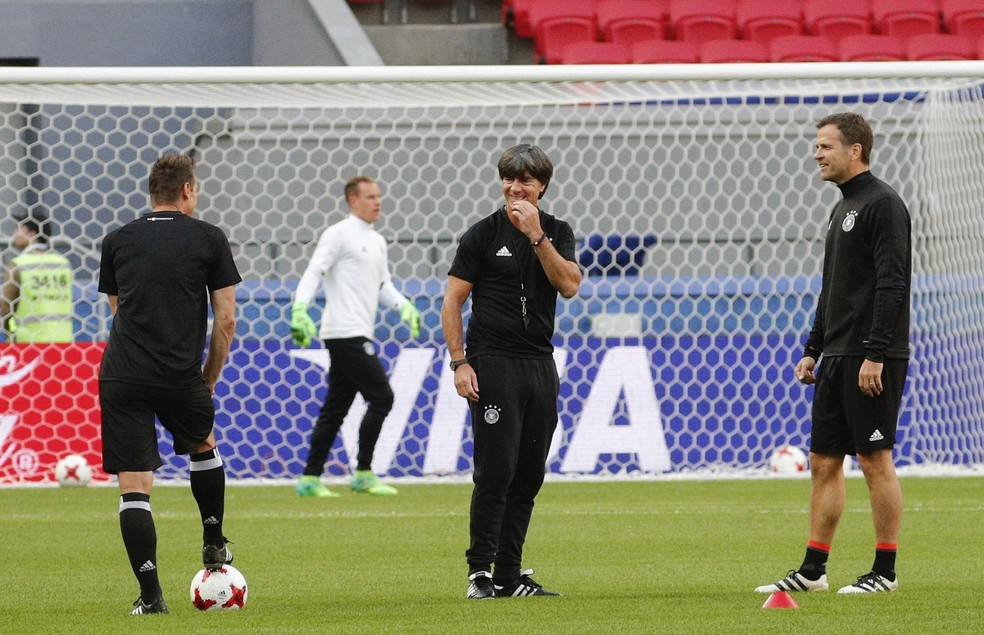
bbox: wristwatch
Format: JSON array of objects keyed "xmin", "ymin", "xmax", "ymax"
[{"xmin": 450, "ymin": 358, "xmax": 469, "ymax": 371}]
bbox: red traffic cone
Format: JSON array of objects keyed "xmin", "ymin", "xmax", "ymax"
[{"xmin": 762, "ymin": 591, "xmax": 799, "ymax": 609}]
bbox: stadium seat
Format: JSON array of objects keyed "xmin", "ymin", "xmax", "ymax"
[
  {"xmin": 597, "ymin": 0, "xmax": 666, "ymax": 46},
  {"xmin": 906, "ymin": 32, "xmax": 976, "ymax": 59},
  {"xmin": 607, "ymin": 19, "xmax": 665, "ymax": 46},
  {"xmin": 505, "ymin": 0, "xmax": 536, "ymax": 37},
  {"xmin": 529, "ymin": 0, "xmax": 598, "ymax": 33},
  {"xmin": 736, "ymin": 0, "xmax": 804, "ymax": 45},
  {"xmin": 942, "ymin": 0, "xmax": 984, "ymax": 38},
  {"xmin": 669, "ymin": 0, "xmax": 738, "ymax": 47},
  {"xmin": 838, "ymin": 34, "xmax": 907, "ymax": 60},
  {"xmin": 871, "ymin": 0, "xmax": 941, "ymax": 38},
  {"xmin": 700, "ymin": 38, "xmax": 770, "ymax": 63},
  {"xmin": 561, "ymin": 41, "xmax": 632, "ymax": 63},
  {"xmin": 530, "ymin": 0, "xmax": 599, "ymax": 64},
  {"xmin": 537, "ymin": 19, "xmax": 599, "ymax": 64},
  {"xmin": 578, "ymin": 234, "xmax": 657, "ymax": 277},
  {"xmin": 769, "ymin": 34, "xmax": 839, "ymax": 61},
  {"xmin": 631, "ymin": 38, "xmax": 699, "ymax": 63},
  {"xmin": 804, "ymin": 1, "xmax": 873, "ymax": 42},
  {"xmin": 979, "ymin": 34, "xmax": 984, "ymax": 58}
]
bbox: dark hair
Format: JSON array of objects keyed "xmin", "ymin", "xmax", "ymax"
[
  {"xmin": 816, "ymin": 113, "xmax": 873, "ymax": 165},
  {"xmin": 344, "ymin": 175, "xmax": 376, "ymax": 203},
  {"xmin": 497, "ymin": 144, "xmax": 554, "ymax": 197},
  {"xmin": 15, "ymin": 212, "xmax": 51, "ymax": 244},
  {"xmin": 149, "ymin": 154, "xmax": 196, "ymax": 205}
]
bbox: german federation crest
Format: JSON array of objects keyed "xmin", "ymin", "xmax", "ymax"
[
  {"xmin": 841, "ymin": 210, "xmax": 858, "ymax": 232},
  {"xmin": 483, "ymin": 405, "xmax": 501, "ymax": 424}
]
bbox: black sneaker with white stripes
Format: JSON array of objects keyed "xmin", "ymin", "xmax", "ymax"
[
  {"xmin": 130, "ymin": 596, "xmax": 168, "ymax": 615},
  {"xmin": 837, "ymin": 571, "xmax": 898, "ymax": 594},
  {"xmin": 466, "ymin": 570, "xmax": 495, "ymax": 599},
  {"xmin": 202, "ymin": 536, "xmax": 234, "ymax": 571},
  {"xmin": 494, "ymin": 569, "xmax": 560, "ymax": 597},
  {"xmin": 754, "ymin": 569, "xmax": 829, "ymax": 593}
]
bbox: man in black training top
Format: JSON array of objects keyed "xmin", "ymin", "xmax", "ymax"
[
  {"xmin": 98, "ymin": 153, "xmax": 242, "ymax": 614},
  {"xmin": 441, "ymin": 143, "xmax": 581, "ymax": 599},
  {"xmin": 757, "ymin": 113, "xmax": 910, "ymax": 595}
]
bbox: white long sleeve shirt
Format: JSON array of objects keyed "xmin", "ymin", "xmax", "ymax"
[{"xmin": 294, "ymin": 214, "xmax": 407, "ymax": 340}]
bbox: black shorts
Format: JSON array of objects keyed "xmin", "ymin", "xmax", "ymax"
[
  {"xmin": 100, "ymin": 379, "xmax": 216, "ymax": 474},
  {"xmin": 810, "ymin": 356, "xmax": 908, "ymax": 456}
]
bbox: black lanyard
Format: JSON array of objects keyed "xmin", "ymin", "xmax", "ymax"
[{"xmin": 508, "ymin": 228, "xmax": 531, "ymax": 330}]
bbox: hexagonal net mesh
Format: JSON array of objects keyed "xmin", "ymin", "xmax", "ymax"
[{"xmin": 1, "ymin": 69, "xmax": 983, "ymax": 484}]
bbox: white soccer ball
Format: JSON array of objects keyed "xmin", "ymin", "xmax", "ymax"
[
  {"xmin": 769, "ymin": 445, "xmax": 808, "ymax": 473},
  {"xmin": 190, "ymin": 564, "xmax": 248, "ymax": 611},
  {"xmin": 54, "ymin": 454, "xmax": 93, "ymax": 487}
]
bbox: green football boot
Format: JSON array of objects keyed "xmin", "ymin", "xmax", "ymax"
[
  {"xmin": 350, "ymin": 470, "xmax": 398, "ymax": 496},
  {"xmin": 296, "ymin": 475, "xmax": 339, "ymax": 498}
]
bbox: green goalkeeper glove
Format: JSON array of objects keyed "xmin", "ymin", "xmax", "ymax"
[
  {"xmin": 400, "ymin": 300, "xmax": 421, "ymax": 339},
  {"xmin": 290, "ymin": 301, "xmax": 317, "ymax": 347}
]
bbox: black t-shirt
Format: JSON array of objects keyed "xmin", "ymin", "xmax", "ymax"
[
  {"xmin": 804, "ymin": 171, "xmax": 911, "ymax": 362},
  {"xmin": 98, "ymin": 211, "xmax": 242, "ymax": 386},
  {"xmin": 448, "ymin": 206, "xmax": 576, "ymax": 358}
]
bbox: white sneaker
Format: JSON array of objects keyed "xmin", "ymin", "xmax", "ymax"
[
  {"xmin": 755, "ymin": 570, "xmax": 829, "ymax": 593},
  {"xmin": 837, "ymin": 571, "xmax": 898, "ymax": 594}
]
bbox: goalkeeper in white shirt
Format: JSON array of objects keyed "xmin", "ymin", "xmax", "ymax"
[{"xmin": 290, "ymin": 176, "xmax": 421, "ymax": 497}]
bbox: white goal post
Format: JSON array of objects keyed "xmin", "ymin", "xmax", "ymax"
[{"xmin": 1, "ymin": 62, "xmax": 983, "ymax": 484}]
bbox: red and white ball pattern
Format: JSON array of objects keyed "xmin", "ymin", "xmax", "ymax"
[{"xmin": 190, "ymin": 564, "xmax": 248, "ymax": 611}]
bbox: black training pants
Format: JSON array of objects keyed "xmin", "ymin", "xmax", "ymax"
[
  {"xmin": 465, "ymin": 354, "xmax": 559, "ymax": 584},
  {"xmin": 302, "ymin": 337, "xmax": 394, "ymax": 475}
]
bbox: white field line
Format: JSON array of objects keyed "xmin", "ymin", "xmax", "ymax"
[{"xmin": 3, "ymin": 502, "xmax": 982, "ymax": 522}]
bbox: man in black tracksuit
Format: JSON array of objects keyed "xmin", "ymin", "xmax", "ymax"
[
  {"xmin": 441, "ymin": 144, "xmax": 581, "ymax": 599},
  {"xmin": 757, "ymin": 113, "xmax": 911, "ymax": 596}
]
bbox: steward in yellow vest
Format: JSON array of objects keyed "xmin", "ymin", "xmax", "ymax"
[{"xmin": 1, "ymin": 216, "xmax": 74, "ymax": 343}]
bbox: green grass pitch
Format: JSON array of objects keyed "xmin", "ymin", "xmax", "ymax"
[{"xmin": 2, "ymin": 476, "xmax": 982, "ymax": 634}]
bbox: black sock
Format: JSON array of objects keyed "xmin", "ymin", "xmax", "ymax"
[
  {"xmin": 119, "ymin": 493, "xmax": 162, "ymax": 602},
  {"xmin": 190, "ymin": 448, "xmax": 226, "ymax": 546},
  {"xmin": 873, "ymin": 543, "xmax": 897, "ymax": 580},
  {"xmin": 798, "ymin": 541, "xmax": 831, "ymax": 580}
]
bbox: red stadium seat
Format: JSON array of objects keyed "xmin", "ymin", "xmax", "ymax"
[
  {"xmin": 871, "ymin": 0, "xmax": 941, "ymax": 38},
  {"xmin": 942, "ymin": 0, "xmax": 984, "ymax": 38},
  {"xmin": 631, "ymin": 39, "xmax": 700, "ymax": 63},
  {"xmin": 607, "ymin": 19, "xmax": 664, "ymax": 46},
  {"xmin": 561, "ymin": 41, "xmax": 632, "ymax": 64},
  {"xmin": 529, "ymin": 0, "xmax": 598, "ymax": 33},
  {"xmin": 769, "ymin": 34, "xmax": 839, "ymax": 61},
  {"xmin": 700, "ymin": 38, "xmax": 770, "ymax": 62},
  {"xmin": 537, "ymin": 18, "xmax": 599, "ymax": 64},
  {"xmin": 804, "ymin": 1, "xmax": 873, "ymax": 42},
  {"xmin": 597, "ymin": 0, "xmax": 666, "ymax": 46},
  {"xmin": 838, "ymin": 34, "xmax": 907, "ymax": 61},
  {"xmin": 906, "ymin": 32, "xmax": 976, "ymax": 59},
  {"xmin": 506, "ymin": 0, "xmax": 535, "ymax": 37},
  {"xmin": 736, "ymin": 0, "xmax": 804, "ymax": 45},
  {"xmin": 669, "ymin": 0, "xmax": 738, "ymax": 47},
  {"xmin": 530, "ymin": 0, "xmax": 599, "ymax": 64},
  {"xmin": 979, "ymin": 35, "xmax": 984, "ymax": 58}
]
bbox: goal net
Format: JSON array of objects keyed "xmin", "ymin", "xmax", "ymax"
[{"xmin": 1, "ymin": 64, "xmax": 983, "ymax": 484}]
